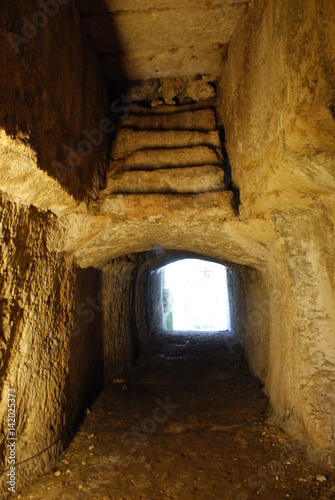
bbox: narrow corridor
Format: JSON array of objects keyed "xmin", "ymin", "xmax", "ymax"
[{"xmin": 19, "ymin": 333, "xmax": 334, "ymax": 499}]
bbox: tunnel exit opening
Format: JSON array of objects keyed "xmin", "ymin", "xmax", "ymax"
[{"xmin": 159, "ymin": 259, "xmax": 230, "ymax": 332}]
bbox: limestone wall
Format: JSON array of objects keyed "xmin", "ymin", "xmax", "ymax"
[
  {"xmin": 135, "ymin": 263, "xmax": 152, "ymax": 350},
  {"xmin": 0, "ymin": 0, "xmax": 110, "ymax": 201},
  {"xmin": 0, "ymin": 195, "xmax": 104, "ymax": 492},
  {"xmin": 227, "ymin": 266, "xmax": 270, "ymax": 384},
  {"xmin": 218, "ymin": 0, "xmax": 335, "ymax": 467},
  {"xmin": 146, "ymin": 269, "xmax": 164, "ymax": 336},
  {"xmin": 102, "ymin": 256, "xmax": 141, "ymax": 384},
  {"xmin": 0, "ymin": 0, "xmax": 111, "ymax": 491},
  {"xmin": 68, "ymin": 267, "xmax": 104, "ymax": 423}
]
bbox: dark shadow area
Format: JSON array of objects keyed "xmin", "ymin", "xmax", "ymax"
[
  {"xmin": 0, "ymin": 0, "xmax": 129, "ymax": 201},
  {"xmin": 63, "ymin": 266, "xmax": 104, "ymax": 446},
  {"xmin": 218, "ymin": 126, "xmax": 241, "ymax": 213},
  {"xmin": 129, "ymin": 265, "xmax": 141, "ymax": 364}
]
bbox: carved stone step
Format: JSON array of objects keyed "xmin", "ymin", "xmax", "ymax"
[
  {"xmin": 110, "ymin": 146, "xmax": 223, "ymax": 172},
  {"xmin": 104, "ymin": 166, "xmax": 224, "ymax": 195},
  {"xmin": 128, "ymin": 98, "xmax": 218, "ymax": 115},
  {"xmin": 97, "ymin": 191, "xmax": 234, "ymax": 223},
  {"xmin": 112, "ymin": 129, "xmax": 221, "ymax": 160},
  {"xmin": 120, "ymin": 109, "xmax": 216, "ymax": 131}
]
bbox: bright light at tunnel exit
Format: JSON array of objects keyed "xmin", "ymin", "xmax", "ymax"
[{"xmin": 162, "ymin": 259, "xmax": 230, "ymax": 332}]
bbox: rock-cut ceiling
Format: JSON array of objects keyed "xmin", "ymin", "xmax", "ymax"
[{"xmin": 77, "ymin": 0, "xmax": 250, "ymax": 82}]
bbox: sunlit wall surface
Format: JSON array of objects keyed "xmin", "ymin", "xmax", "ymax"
[{"xmin": 162, "ymin": 259, "xmax": 230, "ymax": 331}]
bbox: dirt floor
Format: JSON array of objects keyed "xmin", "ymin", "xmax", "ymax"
[{"xmin": 16, "ymin": 332, "xmax": 335, "ymax": 499}]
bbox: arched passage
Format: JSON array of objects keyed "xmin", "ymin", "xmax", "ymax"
[{"xmin": 17, "ymin": 250, "xmax": 333, "ymax": 499}]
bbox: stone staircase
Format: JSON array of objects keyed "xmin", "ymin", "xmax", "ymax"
[{"xmin": 102, "ymin": 102, "xmax": 226, "ymax": 196}]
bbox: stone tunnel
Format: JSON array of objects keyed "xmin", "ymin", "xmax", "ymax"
[{"xmin": 0, "ymin": 0, "xmax": 335, "ymax": 498}]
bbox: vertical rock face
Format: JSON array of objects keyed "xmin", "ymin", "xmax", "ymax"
[
  {"xmin": 227, "ymin": 266, "xmax": 270, "ymax": 384},
  {"xmin": 0, "ymin": 0, "xmax": 111, "ymax": 491},
  {"xmin": 68, "ymin": 267, "xmax": 104, "ymax": 424},
  {"xmin": 102, "ymin": 256, "xmax": 141, "ymax": 384},
  {"xmin": 101, "ymin": 252, "xmax": 160, "ymax": 384},
  {"xmin": 0, "ymin": 0, "xmax": 110, "ymax": 201},
  {"xmin": 0, "ymin": 197, "xmax": 151, "ymax": 493},
  {"xmin": 0, "ymin": 195, "xmax": 89, "ymax": 491},
  {"xmin": 218, "ymin": 0, "xmax": 335, "ymax": 466},
  {"xmin": 76, "ymin": 0, "xmax": 246, "ymax": 81}
]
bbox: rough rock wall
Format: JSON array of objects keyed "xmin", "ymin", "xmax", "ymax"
[
  {"xmin": 0, "ymin": 0, "xmax": 110, "ymax": 201},
  {"xmin": 218, "ymin": 0, "xmax": 335, "ymax": 467},
  {"xmin": 0, "ymin": 1, "xmax": 112, "ymax": 490},
  {"xmin": 68, "ymin": 267, "xmax": 104, "ymax": 423},
  {"xmin": 102, "ymin": 256, "xmax": 142, "ymax": 384},
  {"xmin": 77, "ymin": 0, "xmax": 245, "ymax": 81},
  {"xmin": 135, "ymin": 263, "xmax": 151, "ymax": 350},
  {"xmin": 0, "ymin": 195, "xmax": 103, "ymax": 493},
  {"xmin": 226, "ymin": 267, "xmax": 241, "ymax": 341},
  {"xmin": 0, "ymin": 204, "xmax": 153, "ymax": 492},
  {"xmin": 146, "ymin": 269, "xmax": 164, "ymax": 336},
  {"xmin": 267, "ymin": 211, "xmax": 335, "ymax": 466},
  {"xmin": 227, "ymin": 266, "xmax": 270, "ymax": 383}
]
